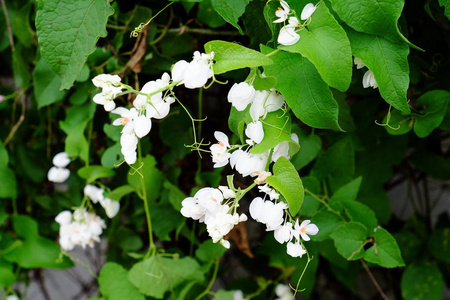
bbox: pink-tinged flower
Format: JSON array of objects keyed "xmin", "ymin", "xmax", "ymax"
[
  {"xmin": 292, "ymin": 219, "xmax": 319, "ymax": 241},
  {"xmin": 300, "ymin": 3, "xmax": 317, "ymax": 20},
  {"xmin": 211, "ymin": 131, "xmax": 231, "ymax": 168},
  {"xmin": 286, "ymin": 241, "xmax": 306, "ymax": 258}
]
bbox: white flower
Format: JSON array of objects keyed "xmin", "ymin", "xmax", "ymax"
[
  {"xmin": 278, "ymin": 17, "xmax": 300, "ymax": 46},
  {"xmin": 171, "ymin": 51, "xmax": 214, "ymax": 89},
  {"xmin": 210, "ymin": 131, "xmax": 231, "ymax": 168},
  {"xmin": 292, "ymin": 219, "xmax": 319, "ymax": 241},
  {"xmin": 181, "ymin": 197, "xmax": 205, "ymax": 220},
  {"xmin": 362, "ymin": 69, "xmax": 378, "ymax": 89},
  {"xmin": 112, "ymin": 107, "xmax": 138, "ymax": 133},
  {"xmin": 133, "ymin": 115, "xmax": 152, "ymax": 138},
  {"xmin": 249, "ymin": 197, "xmax": 287, "ymax": 231},
  {"xmin": 195, "ymin": 187, "xmax": 224, "ymax": 216},
  {"xmin": 354, "ymin": 57, "xmax": 365, "ymax": 69},
  {"xmin": 120, "ymin": 132, "xmax": 138, "ymax": 165},
  {"xmin": 258, "ymin": 184, "xmax": 280, "ymax": 200},
  {"xmin": 274, "ymin": 223, "xmax": 292, "ymax": 244},
  {"xmin": 92, "ymin": 74, "xmax": 123, "ymax": 111},
  {"xmin": 275, "ymin": 284, "xmax": 295, "ymax": 300},
  {"xmin": 227, "ymin": 82, "xmax": 256, "ymax": 111},
  {"xmin": 6, "ymin": 295, "xmax": 20, "ymax": 300},
  {"xmin": 230, "ymin": 150, "xmax": 268, "ymax": 177},
  {"xmin": 100, "ymin": 198, "xmax": 120, "ymax": 218},
  {"xmin": 301, "ymin": 3, "xmax": 317, "ymax": 20},
  {"xmin": 272, "ymin": 133, "xmax": 299, "ymax": 162},
  {"xmin": 245, "ymin": 121, "xmax": 264, "ymax": 145},
  {"xmin": 273, "ymin": 0, "xmax": 290, "ymax": 23},
  {"xmin": 52, "ymin": 152, "xmax": 70, "ymax": 168},
  {"xmin": 286, "ymin": 241, "xmax": 306, "ymax": 258},
  {"xmin": 55, "ymin": 211, "xmax": 72, "ymax": 225},
  {"xmin": 220, "ymin": 239, "xmax": 231, "ymax": 249},
  {"xmin": 56, "ymin": 208, "xmax": 106, "ymax": 251},
  {"xmin": 84, "ymin": 185, "xmax": 105, "ymax": 204},
  {"xmin": 218, "ymin": 185, "xmax": 236, "ymax": 199},
  {"xmin": 249, "ymin": 90, "xmax": 269, "ymax": 121},
  {"xmin": 48, "ymin": 166, "xmax": 70, "ymax": 183}
]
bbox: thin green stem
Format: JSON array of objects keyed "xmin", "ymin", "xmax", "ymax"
[
  {"xmin": 265, "ymin": 48, "xmax": 281, "ymax": 57},
  {"xmin": 138, "ymin": 142, "xmax": 156, "ymax": 257},
  {"xmin": 291, "ymin": 249, "xmax": 312, "ymax": 295},
  {"xmin": 197, "ymin": 88, "xmax": 203, "ymax": 170},
  {"xmin": 304, "ymin": 189, "xmax": 343, "ymax": 219},
  {"xmin": 195, "ymin": 258, "xmax": 220, "ymax": 300}
]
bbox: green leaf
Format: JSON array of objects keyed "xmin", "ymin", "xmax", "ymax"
[
  {"xmin": 261, "ymin": 45, "xmax": 342, "ymax": 131},
  {"xmin": 248, "ymin": 69, "xmax": 277, "ymax": 91},
  {"xmin": 128, "ymin": 256, "xmax": 204, "ymax": 299},
  {"xmin": 78, "ymin": 165, "xmax": 115, "ymax": 183},
  {"xmin": 311, "ymin": 137, "xmax": 355, "ymax": 192},
  {"xmin": 197, "ymin": 0, "xmax": 227, "ymax": 28},
  {"xmin": 127, "ymin": 155, "xmax": 162, "ymax": 202},
  {"xmin": 36, "ymin": 0, "xmax": 114, "ymax": 90},
  {"xmin": 99, "ymin": 262, "xmax": 145, "ymax": 300},
  {"xmin": 101, "ymin": 143, "xmax": 123, "ymax": 169},
  {"xmin": 428, "ymin": 228, "xmax": 450, "ymax": 263},
  {"xmin": 364, "ymin": 228, "xmax": 404, "ymax": 268},
  {"xmin": 384, "ymin": 109, "xmax": 413, "ymax": 135},
  {"xmin": 195, "ymin": 240, "xmax": 227, "ymax": 263},
  {"xmin": 279, "ymin": 3, "xmax": 352, "ymax": 92},
  {"xmin": 311, "ymin": 206, "xmax": 344, "ymax": 241},
  {"xmin": 0, "ymin": 142, "xmax": 17, "ymax": 199},
  {"xmin": 4, "ymin": 216, "xmax": 73, "ymax": 269},
  {"xmin": 401, "ymin": 262, "xmax": 444, "ymax": 300},
  {"xmin": 344, "ymin": 201, "xmax": 378, "ymax": 233},
  {"xmin": 330, "ymin": 222, "xmax": 368, "ymax": 260},
  {"xmin": 204, "ymin": 40, "xmax": 273, "ymax": 74},
  {"xmin": 347, "ymin": 28, "xmax": 410, "ymax": 113},
  {"xmin": 10, "ymin": 2, "xmax": 35, "ymax": 47},
  {"xmin": 150, "ymin": 201, "xmax": 185, "ymax": 241},
  {"xmin": 33, "ymin": 57, "xmax": 67, "ymax": 108},
  {"xmin": 290, "ymin": 130, "xmax": 322, "ymax": 170},
  {"xmin": 440, "ymin": 0, "xmax": 450, "ymax": 20},
  {"xmin": 228, "ymin": 106, "xmax": 247, "ymax": 143},
  {"xmin": 64, "ymin": 120, "xmax": 89, "ymax": 162},
  {"xmin": 0, "ymin": 267, "xmax": 15, "ymax": 287},
  {"xmin": 330, "ymin": 0, "xmax": 406, "ymax": 43},
  {"xmin": 250, "ymin": 110, "xmax": 300, "ymax": 157},
  {"xmin": 162, "ymin": 181, "xmax": 186, "ymax": 211},
  {"xmin": 214, "ymin": 290, "xmax": 235, "ymax": 300},
  {"xmin": 105, "ymin": 185, "xmax": 135, "ymax": 201},
  {"xmin": 210, "ymin": 0, "xmax": 249, "ymax": 34},
  {"xmin": 329, "ymin": 177, "xmax": 362, "ymax": 203},
  {"xmin": 413, "ymin": 90, "xmax": 450, "ymax": 138},
  {"xmin": 242, "ymin": 0, "xmax": 271, "ymax": 48},
  {"xmin": 266, "ymin": 156, "xmax": 304, "ymax": 215}
]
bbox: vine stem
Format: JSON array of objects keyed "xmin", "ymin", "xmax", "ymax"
[
  {"xmin": 0, "ymin": 0, "xmax": 14, "ymax": 52},
  {"xmin": 195, "ymin": 258, "xmax": 220, "ymax": 300},
  {"xmin": 138, "ymin": 142, "xmax": 156, "ymax": 257},
  {"xmin": 360, "ymin": 259, "xmax": 389, "ymax": 300}
]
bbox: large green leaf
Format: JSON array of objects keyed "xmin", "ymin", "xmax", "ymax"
[
  {"xmin": 439, "ymin": 0, "xmax": 450, "ymax": 20},
  {"xmin": 401, "ymin": 262, "xmax": 444, "ymax": 300},
  {"xmin": 36, "ymin": 0, "xmax": 114, "ymax": 90},
  {"xmin": 266, "ymin": 157, "xmax": 304, "ymax": 215},
  {"xmin": 204, "ymin": 40, "xmax": 273, "ymax": 74},
  {"xmin": 210, "ymin": 0, "xmax": 249, "ymax": 34},
  {"xmin": 279, "ymin": 3, "xmax": 352, "ymax": 92},
  {"xmin": 128, "ymin": 256, "xmax": 204, "ymax": 299},
  {"xmin": 330, "ymin": 0, "xmax": 405, "ymax": 43},
  {"xmin": 78, "ymin": 165, "xmax": 115, "ymax": 183},
  {"xmin": 364, "ymin": 228, "xmax": 404, "ymax": 268},
  {"xmin": 261, "ymin": 45, "xmax": 342, "ymax": 131},
  {"xmin": 347, "ymin": 28, "xmax": 410, "ymax": 113},
  {"xmin": 99, "ymin": 262, "xmax": 145, "ymax": 300},
  {"xmin": 413, "ymin": 90, "xmax": 450, "ymax": 138}
]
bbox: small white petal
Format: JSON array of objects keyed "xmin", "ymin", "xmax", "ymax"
[
  {"xmin": 52, "ymin": 152, "xmax": 70, "ymax": 168},
  {"xmin": 300, "ymin": 3, "xmax": 317, "ymax": 20}
]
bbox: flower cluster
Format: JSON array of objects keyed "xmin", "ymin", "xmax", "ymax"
[
  {"xmin": 47, "ymin": 152, "xmax": 70, "ymax": 183},
  {"xmin": 84, "ymin": 185, "xmax": 120, "ymax": 218},
  {"xmin": 181, "ymin": 186, "xmax": 247, "ymax": 248},
  {"xmin": 354, "ymin": 57, "xmax": 378, "ymax": 89},
  {"xmin": 209, "ymin": 82, "xmax": 298, "ymax": 178},
  {"xmin": 92, "ymin": 74, "xmax": 123, "ymax": 111},
  {"xmin": 274, "ymin": 1, "xmax": 317, "ymax": 46},
  {"xmin": 250, "ymin": 187, "xmax": 318, "ymax": 258},
  {"xmin": 92, "ymin": 51, "xmax": 215, "ymax": 165},
  {"xmin": 55, "ymin": 208, "xmax": 106, "ymax": 251}
]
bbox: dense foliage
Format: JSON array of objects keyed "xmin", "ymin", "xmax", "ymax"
[{"xmin": 0, "ymin": 0, "xmax": 449, "ymax": 299}]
